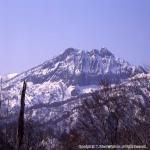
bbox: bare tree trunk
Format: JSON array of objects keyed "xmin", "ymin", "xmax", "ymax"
[{"xmin": 16, "ymin": 81, "xmax": 27, "ymax": 150}]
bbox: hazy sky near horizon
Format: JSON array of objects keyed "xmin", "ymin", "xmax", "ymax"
[{"xmin": 0, "ymin": 0, "xmax": 150, "ymax": 74}]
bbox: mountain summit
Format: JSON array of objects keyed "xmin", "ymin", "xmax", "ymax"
[{"xmin": 6, "ymin": 48, "xmax": 145, "ymax": 88}]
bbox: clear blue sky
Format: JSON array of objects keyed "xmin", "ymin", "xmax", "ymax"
[{"xmin": 0, "ymin": 0, "xmax": 150, "ymax": 75}]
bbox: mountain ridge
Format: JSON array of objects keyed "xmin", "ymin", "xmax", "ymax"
[{"xmin": 4, "ymin": 47, "xmax": 147, "ymax": 87}]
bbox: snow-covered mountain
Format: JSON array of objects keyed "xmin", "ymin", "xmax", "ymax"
[
  {"xmin": 5, "ymin": 48, "xmax": 146, "ymax": 86},
  {"xmin": 1, "ymin": 48, "xmax": 150, "ymax": 149},
  {"xmin": 2, "ymin": 48, "xmax": 148, "ymax": 115},
  {"xmin": 2, "ymin": 48, "xmax": 146, "ymax": 110}
]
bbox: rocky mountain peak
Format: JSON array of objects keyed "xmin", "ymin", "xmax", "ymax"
[
  {"xmin": 99, "ymin": 47, "xmax": 114, "ymax": 57},
  {"xmin": 62, "ymin": 48, "xmax": 79, "ymax": 57},
  {"xmin": 5, "ymin": 48, "xmax": 146, "ymax": 87},
  {"xmin": 64, "ymin": 47, "xmax": 78, "ymax": 54}
]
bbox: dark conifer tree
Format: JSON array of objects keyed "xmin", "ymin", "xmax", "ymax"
[{"xmin": 16, "ymin": 81, "xmax": 27, "ymax": 150}]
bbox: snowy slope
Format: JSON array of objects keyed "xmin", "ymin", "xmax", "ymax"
[{"xmin": 1, "ymin": 48, "xmax": 149, "ymax": 126}]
